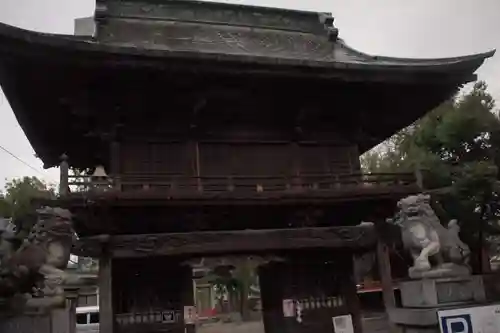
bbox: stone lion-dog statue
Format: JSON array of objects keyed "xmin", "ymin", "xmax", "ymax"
[
  {"xmin": 390, "ymin": 194, "xmax": 471, "ymax": 279},
  {"xmin": 0, "ymin": 207, "xmax": 76, "ymax": 311}
]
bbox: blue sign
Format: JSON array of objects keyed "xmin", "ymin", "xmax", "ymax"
[{"xmin": 440, "ymin": 314, "xmax": 473, "ymax": 333}]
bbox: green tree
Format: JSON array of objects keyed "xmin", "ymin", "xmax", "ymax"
[
  {"xmin": 2, "ymin": 176, "xmax": 56, "ymax": 237},
  {"xmin": 209, "ymin": 259, "xmax": 259, "ymax": 321},
  {"xmin": 0, "ymin": 195, "xmax": 10, "ymax": 218},
  {"xmin": 362, "ymin": 81, "xmax": 500, "ymax": 272}
]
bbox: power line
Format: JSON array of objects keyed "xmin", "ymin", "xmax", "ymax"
[{"xmin": 0, "ymin": 143, "xmax": 48, "ymax": 177}]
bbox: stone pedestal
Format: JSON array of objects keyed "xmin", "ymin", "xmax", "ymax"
[
  {"xmin": 400, "ymin": 276, "xmax": 486, "ymax": 308},
  {"xmin": 0, "ymin": 300, "xmax": 73, "ymax": 333},
  {"xmin": 389, "ymin": 275, "xmax": 491, "ymax": 333}
]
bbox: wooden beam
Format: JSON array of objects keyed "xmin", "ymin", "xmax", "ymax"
[
  {"xmin": 99, "ymin": 248, "xmax": 114, "ymax": 333},
  {"xmin": 80, "ymin": 226, "xmax": 377, "ymax": 258}
]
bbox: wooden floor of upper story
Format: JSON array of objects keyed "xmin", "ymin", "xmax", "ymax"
[{"xmin": 62, "ymin": 172, "xmax": 420, "ymax": 205}]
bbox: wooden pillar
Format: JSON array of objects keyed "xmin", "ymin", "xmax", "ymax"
[
  {"xmin": 343, "ymin": 271, "xmax": 363, "ymax": 333},
  {"xmin": 376, "ymin": 240, "xmax": 401, "ymax": 333},
  {"xmin": 110, "ymin": 141, "xmax": 121, "ymax": 190},
  {"xmin": 258, "ymin": 262, "xmax": 286, "ymax": 333},
  {"xmin": 187, "ymin": 140, "xmax": 202, "ymax": 191},
  {"xmin": 99, "ymin": 250, "xmax": 114, "ymax": 333},
  {"xmin": 237, "ymin": 259, "xmax": 252, "ymax": 322},
  {"xmin": 290, "ymin": 142, "xmax": 302, "ymax": 189},
  {"xmin": 194, "ymin": 141, "xmax": 202, "ymax": 191},
  {"xmin": 180, "ymin": 264, "xmax": 196, "ymax": 333},
  {"xmin": 376, "ymin": 240, "xmax": 396, "ymax": 309},
  {"xmin": 481, "ymin": 245, "xmax": 492, "ymax": 274},
  {"xmin": 59, "ymin": 154, "xmax": 69, "ymax": 196}
]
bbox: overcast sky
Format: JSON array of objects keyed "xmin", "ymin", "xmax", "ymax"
[{"xmin": 0, "ymin": 0, "xmax": 499, "ymax": 190}]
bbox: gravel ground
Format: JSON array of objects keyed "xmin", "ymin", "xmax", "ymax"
[
  {"xmin": 198, "ymin": 321, "xmax": 265, "ymax": 333},
  {"xmin": 197, "ymin": 314, "xmax": 389, "ymax": 333}
]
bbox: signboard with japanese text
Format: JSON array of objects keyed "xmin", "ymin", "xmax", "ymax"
[
  {"xmin": 438, "ymin": 304, "xmax": 500, "ymax": 333},
  {"xmin": 183, "ymin": 306, "xmax": 197, "ymax": 325}
]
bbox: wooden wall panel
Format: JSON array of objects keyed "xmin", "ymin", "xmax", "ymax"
[
  {"xmin": 197, "ymin": 143, "xmax": 233, "ymax": 176},
  {"xmin": 120, "ymin": 142, "xmax": 149, "ymax": 174},
  {"xmin": 297, "ymin": 145, "xmax": 355, "ymax": 175},
  {"xmin": 119, "ymin": 141, "xmax": 359, "ymax": 177},
  {"xmin": 120, "ymin": 142, "xmax": 192, "ymax": 175},
  {"xmin": 199, "ymin": 143, "xmax": 292, "ymax": 176}
]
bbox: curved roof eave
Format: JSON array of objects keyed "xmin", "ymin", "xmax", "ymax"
[
  {"xmin": 0, "ymin": 21, "xmax": 495, "ymax": 77},
  {"xmin": 336, "ymin": 39, "xmax": 496, "ymax": 66}
]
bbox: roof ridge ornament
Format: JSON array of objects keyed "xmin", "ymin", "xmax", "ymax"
[{"xmin": 318, "ymin": 13, "xmax": 339, "ymax": 42}]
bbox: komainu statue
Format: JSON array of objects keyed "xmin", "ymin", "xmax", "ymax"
[
  {"xmin": 0, "ymin": 207, "xmax": 76, "ymax": 312},
  {"xmin": 390, "ymin": 194, "xmax": 471, "ymax": 279}
]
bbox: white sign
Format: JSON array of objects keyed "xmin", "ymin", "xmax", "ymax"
[
  {"xmin": 438, "ymin": 304, "xmax": 500, "ymax": 333},
  {"xmin": 183, "ymin": 306, "xmax": 197, "ymax": 325},
  {"xmin": 282, "ymin": 299, "xmax": 295, "ymax": 317},
  {"xmin": 332, "ymin": 314, "xmax": 354, "ymax": 333}
]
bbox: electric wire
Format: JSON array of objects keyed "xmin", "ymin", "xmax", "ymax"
[{"xmin": 0, "ymin": 143, "xmax": 50, "ymax": 178}]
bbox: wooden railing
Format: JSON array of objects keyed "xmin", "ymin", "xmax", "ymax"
[{"xmin": 65, "ymin": 172, "xmax": 418, "ymax": 196}]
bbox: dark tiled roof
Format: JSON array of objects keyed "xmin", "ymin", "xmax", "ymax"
[{"xmin": 0, "ymin": 0, "xmax": 495, "ymax": 168}]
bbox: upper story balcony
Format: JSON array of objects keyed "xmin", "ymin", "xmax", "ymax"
[{"xmin": 60, "ymin": 169, "xmax": 421, "ymax": 205}]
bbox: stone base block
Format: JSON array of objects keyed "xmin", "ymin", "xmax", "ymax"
[
  {"xmin": 400, "ymin": 275, "xmax": 485, "ymax": 308},
  {"xmin": 408, "ymin": 263, "xmax": 470, "ymax": 280},
  {"xmin": 482, "ymin": 274, "xmax": 500, "ymax": 301},
  {"xmin": 388, "ymin": 308, "xmax": 438, "ymax": 327}
]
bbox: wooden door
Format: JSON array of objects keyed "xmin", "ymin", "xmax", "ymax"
[{"xmin": 259, "ymin": 255, "xmax": 362, "ymax": 333}]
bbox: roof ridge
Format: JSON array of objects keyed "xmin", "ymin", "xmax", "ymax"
[
  {"xmin": 96, "ymin": 0, "xmax": 324, "ymax": 16},
  {"xmin": 95, "ymin": 0, "xmax": 333, "ymax": 34}
]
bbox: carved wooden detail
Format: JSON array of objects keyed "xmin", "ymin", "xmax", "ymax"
[{"xmin": 77, "ymin": 225, "xmax": 376, "ymax": 258}]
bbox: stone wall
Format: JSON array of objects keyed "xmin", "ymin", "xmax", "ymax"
[
  {"xmin": 0, "ymin": 306, "xmax": 72, "ymax": 333},
  {"xmin": 0, "ymin": 315, "xmax": 51, "ymax": 333}
]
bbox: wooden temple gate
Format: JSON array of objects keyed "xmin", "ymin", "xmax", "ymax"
[
  {"xmin": 95, "ymin": 253, "xmax": 364, "ymax": 333},
  {"xmin": 0, "ymin": 0, "xmax": 492, "ymax": 332},
  {"xmin": 76, "ymin": 221, "xmax": 386, "ymax": 333},
  {"xmin": 111, "ymin": 257, "xmax": 192, "ymax": 333},
  {"xmin": 259, "ymin": 255, "xmax": 362, "ymax": 333}
]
